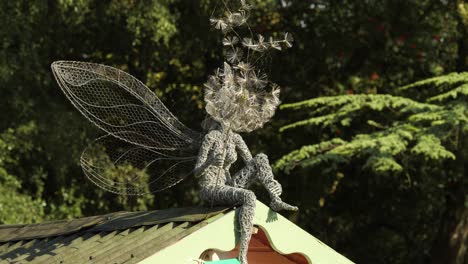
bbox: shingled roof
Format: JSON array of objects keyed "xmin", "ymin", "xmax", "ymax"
[{"xmin": 0, "ymin": 206, "xmax": 230, "ymax": 264}]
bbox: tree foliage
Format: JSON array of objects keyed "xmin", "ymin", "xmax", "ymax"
[
  {"xmin": 275, "ymin": 67, "xmax": 468, "ymax": 264},
  {"xmin": 276, "ymin": 73, "xmax": 468, "ymax": 175}
]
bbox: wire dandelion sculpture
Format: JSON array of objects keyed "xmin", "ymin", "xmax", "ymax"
[{"xmin": 51, "ymin": 1, "xmax": 297, "ymax": 263}]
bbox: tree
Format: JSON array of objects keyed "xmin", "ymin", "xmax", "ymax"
[
  {"xmin": 0, "ymin": 122, "xmax": 45, "ymax": 224},
  {"xmin": 0, "ymin": 0, "xmax": 218, "ymax": 219},
  {"xmin": 275, "ymin": 73, "xmax": 468, "ymax": 263}
]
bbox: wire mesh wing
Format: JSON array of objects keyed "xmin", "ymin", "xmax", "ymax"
[
  {"xmin": 51, "ymin": 60, "xmax": 201, "ymax": 150},
  {"xmin": 51, "ymin": 61, "xmax": 202, "ymax": 194},
  {"xmin": 81, "ymin": 133, "xmax": 197, "ymax": 194}
]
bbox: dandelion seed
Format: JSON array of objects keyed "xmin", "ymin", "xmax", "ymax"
[
  {"xmin": 236, "ymin": 70, "xmax": 250, "ymax": 88},
  {"xmin": 227, "ymin": 12, "xmax": 247, "ymax": 26},
  {"xmin": 242, "ymin": 37, "xmax": 262, "ymax": 51},
  {"xmin": 223, "ymin": 36, "xmax": 239, "ymax": 46},
  {"xmin": 271, "ymin": 83, "xmax": 281, "ymax": 101},
  {"xmin": 242, "ymin": 37, "xmax": 254, "ymax": 47},
  {"xmin": 204, "ymin": 75, "xmax": 221, "ymax": 91},
  {"xmin": 235, "ymin": 61, "xmax": 252, "ymax": 73},
  {"xmin": 224, "ymin": 75, "xmax": 236, "ymax": 88},
  {"xmin": 284, "ymin": 32, "xmax": 294, "ymax": 48},
  {"xmin": 257, "ymin": 34, "xmax": 265, "ymax": 43},
  {"xmin": 250, "ymin": 71, "xmax": 268, "ymax": 89},
  {"xmin": 269, "ymin": 37, "xmax": 282, "ymax": 50},
  {"xmin": 222, "ymin": 63, "xmax": 238, "ymax": 90},
  {"xmin": 226, "ymin": 47, "xmax": 243, "ymax": 63},
  {"xmin": 257, "ymin": 34, "xmax": 268, "ymax": 50},
  {"xmin": 212, "ymin": 68, "xmax": 224, "ymax": 82},
  {"xmin": 210, "ymin": 18, "xmax": 229, "ymax": 32},
  {"xmin": 222, "ymin": 62, "xmax": 231, "ymax": 74}
]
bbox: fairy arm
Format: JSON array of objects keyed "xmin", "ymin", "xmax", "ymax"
[
  {"xmin": 234, "ymin": 133, "xmax": 253, "ymax": 164},
  {"xmin": 194, "ymin": 130, "xmax": 220, "ymax": 176}
]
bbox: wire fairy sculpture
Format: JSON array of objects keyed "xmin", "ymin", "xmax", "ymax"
[{"xmin": 51, "ymin": 1, "xmax": 297, "ymax": 263}]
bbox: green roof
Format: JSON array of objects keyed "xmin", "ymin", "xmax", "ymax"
[{"xmin": 0, "ymin": 206, "xmax": 229, "ymax": 264}]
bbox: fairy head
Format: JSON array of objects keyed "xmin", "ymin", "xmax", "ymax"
[
  {"xmin": 203, "ymin": 0, "xmax": 293, "ymax": 133},
  {"xmin": 204, "ymin": 62, "xmax": 281, "ymax": 133}
]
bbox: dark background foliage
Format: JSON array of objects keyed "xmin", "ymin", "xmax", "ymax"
[{"xmin": 0, "ymin": 0, "xmax": 466, "ymax": 263}]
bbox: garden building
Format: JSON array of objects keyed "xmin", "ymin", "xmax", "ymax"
[{"xmin": 0, "ymin": 201, "xmax": 353, "ymax": 264}]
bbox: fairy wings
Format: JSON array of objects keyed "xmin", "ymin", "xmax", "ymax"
[{"xmin": 51, "ymin": 61, "xmax": 202, "ymax": 195}]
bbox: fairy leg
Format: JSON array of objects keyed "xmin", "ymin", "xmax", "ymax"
[
  {"xmin": 200, "ymin": 184, "xmax": 256, "ymax": 264},
  {"xmin": 234, "ymin": 153, "xmax": 298, "ymax": 212}
]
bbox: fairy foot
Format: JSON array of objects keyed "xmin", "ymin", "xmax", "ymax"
[{"xmin": 270, "ymin": 197, "xmax": 298, "ymax": 212}]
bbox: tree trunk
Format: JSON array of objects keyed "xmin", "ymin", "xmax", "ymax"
[
  {"xmin": 430, "ymin": 195, "xmax": 468, "ymax": 264},
  {"xmin": 430, "ymin": 123, "xmax": 468, "ymax": 264}
]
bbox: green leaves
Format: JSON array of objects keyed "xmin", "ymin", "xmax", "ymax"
[
  {"xmin": 276, "ymin": 125, "xmax": 416, "ymax": 175},
  {"xmin": 123, "ymin": 0, "xmax": 178, "ymax": 46},
  {"xmin": 0, "ymin": 122, "xmax": 45, "ymax": 224},
  {"xmin": 428, "ymin": 83, "xmax": 468, "ymax": 102},
  {"xmin": 363, "ymin": 154, "xmax": 403, "ymax": 173},
  {"xmin": 274, "ymin": 138, "xmax": 345, "ymax": 173},
  {"xmin": 280, "ymin": 94, "xmax": 438, "ymax": 132},
  {"xmin": 411, "ymin": 134, "xmax": 455, "ymax": 160},
  {"xmin": 276, "ymin": 72, "xmax": 468, "ymax": 176},
  {"xmin": 399, "ymin": 72, "xmax": 468, "ymax": 93}
]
